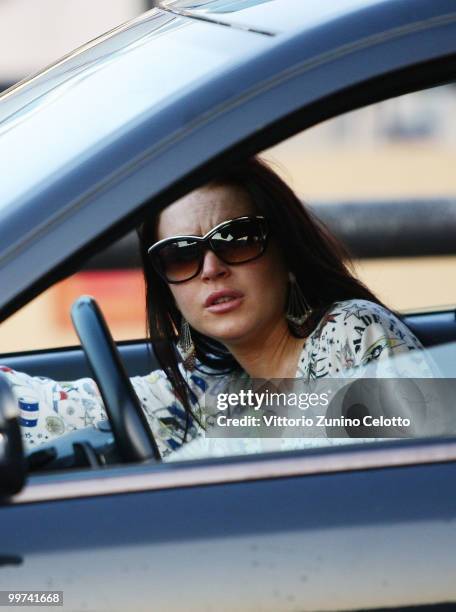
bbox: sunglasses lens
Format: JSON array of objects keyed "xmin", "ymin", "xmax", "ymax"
[
  {"xmin": 149, "ymin": 217, "xmax": 268, "ymax": 283},
  {"xmin": 156, "ymin": 240, "xmax": 201, "ymax": 283},
  {"xmin": 211, "ymin": 219, "xmax": 266, "ymax": 264}
]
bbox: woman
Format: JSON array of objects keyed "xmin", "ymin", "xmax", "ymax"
[{"xmin": 1, "ymin": 157, "xmax": 435, "ymax": 460}]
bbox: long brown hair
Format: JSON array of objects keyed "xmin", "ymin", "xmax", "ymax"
[{"xmin": 138, "ymin": 157, "xmax": 389, "ymax": 440}]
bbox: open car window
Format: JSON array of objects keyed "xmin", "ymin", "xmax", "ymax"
[{"xmin": 0, "ymin": 81, "xmax": 454, "ymax": 474}]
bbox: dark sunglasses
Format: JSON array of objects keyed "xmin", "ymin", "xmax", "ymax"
[{"xmin": 148, "ymin": 215, "xmax": 269, "ymax": 283}]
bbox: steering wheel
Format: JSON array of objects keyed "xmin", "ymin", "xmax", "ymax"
[{"xmin": 71, "ymin": 295, "xmax": 161, "ymax": 463}]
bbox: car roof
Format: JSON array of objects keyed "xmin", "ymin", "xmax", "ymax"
[{"xmin": 0, "ymin": 0, "xmax": 455, "ymax": 318}]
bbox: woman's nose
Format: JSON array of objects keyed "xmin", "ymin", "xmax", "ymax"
[{"xmin": 200, "ymin": 249, "xmax": 230, "ymax": 281}]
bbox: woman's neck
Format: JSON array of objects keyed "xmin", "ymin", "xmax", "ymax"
[{"xmin": 225, "ymin": 322, "xmax": 306, "ymax": 379}]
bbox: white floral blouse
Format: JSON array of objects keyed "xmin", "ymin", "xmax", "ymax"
[{"xmin": 0, "ymin": 299, "xmax": 437, "ymax": 461}]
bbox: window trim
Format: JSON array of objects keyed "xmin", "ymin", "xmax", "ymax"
[{"xmin": 10, "ymin": 438, "xmax": 456, "ymax": 505}]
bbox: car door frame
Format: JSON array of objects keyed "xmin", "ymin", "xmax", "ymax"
[{"xmin": 1, "ymin": 1, "xmax": 456, "ymax": 499}]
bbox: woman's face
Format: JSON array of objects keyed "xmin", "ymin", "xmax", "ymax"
[{"xmin": 155, "ymin": 183, "xmax": 289, "ymax": 348}]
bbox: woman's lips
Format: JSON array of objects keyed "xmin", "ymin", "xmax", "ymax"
[
  {"xmin": 205, "ymin": 296, "xmax": 244, "ymax": 314},
  {"xmin": 204, "ymin": 290, "xmax": 244, "ymax": 313}
]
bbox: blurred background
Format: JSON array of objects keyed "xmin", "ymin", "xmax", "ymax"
[{"xmin": 0, "ymin": 0, "xmax": 455, "ymax": 352}]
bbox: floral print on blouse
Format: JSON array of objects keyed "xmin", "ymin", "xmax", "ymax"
[{"xmin": 0, "ymin": 299, "xmax": 437, "ymax": 461}]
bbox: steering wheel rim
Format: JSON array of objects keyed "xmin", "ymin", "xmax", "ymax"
[{"xmin": 71, "ymin": 295, "xmax": 161, "ymax": 463}]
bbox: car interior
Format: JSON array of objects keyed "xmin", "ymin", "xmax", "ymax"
[{"xmin": 1, "ymin": 304, "xmax": 455, "ymax": 380}]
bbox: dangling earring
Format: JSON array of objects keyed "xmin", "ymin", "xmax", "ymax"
[
  {"xmin": 285, "ymin": 272, "xmax": 313, "ymax": 334},
  {"xmin": 177, "ymin": 317, "xmax": 196, "ymax": 371}
]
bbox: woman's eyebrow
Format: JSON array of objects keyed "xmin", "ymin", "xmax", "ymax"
[
  {"xmin": 164, "ymin": 220, "xmax": 229, "ymax": 239},
  {"xmin": 162, "ymin": 214, "xmax": 248, "ymax": 240}
]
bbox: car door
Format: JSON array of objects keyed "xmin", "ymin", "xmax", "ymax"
[
  {"xmin": 1, "ymin": 2, "xmax": 456, "ymax": 611},
  {"xmin": 1, "ymin": 442, "xmax": 456, "ymax": 611}
]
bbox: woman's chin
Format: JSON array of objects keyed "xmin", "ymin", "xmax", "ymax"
[{"xmin": 203, "ymin": 321, "xmax": 258, "ymax": 345}]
